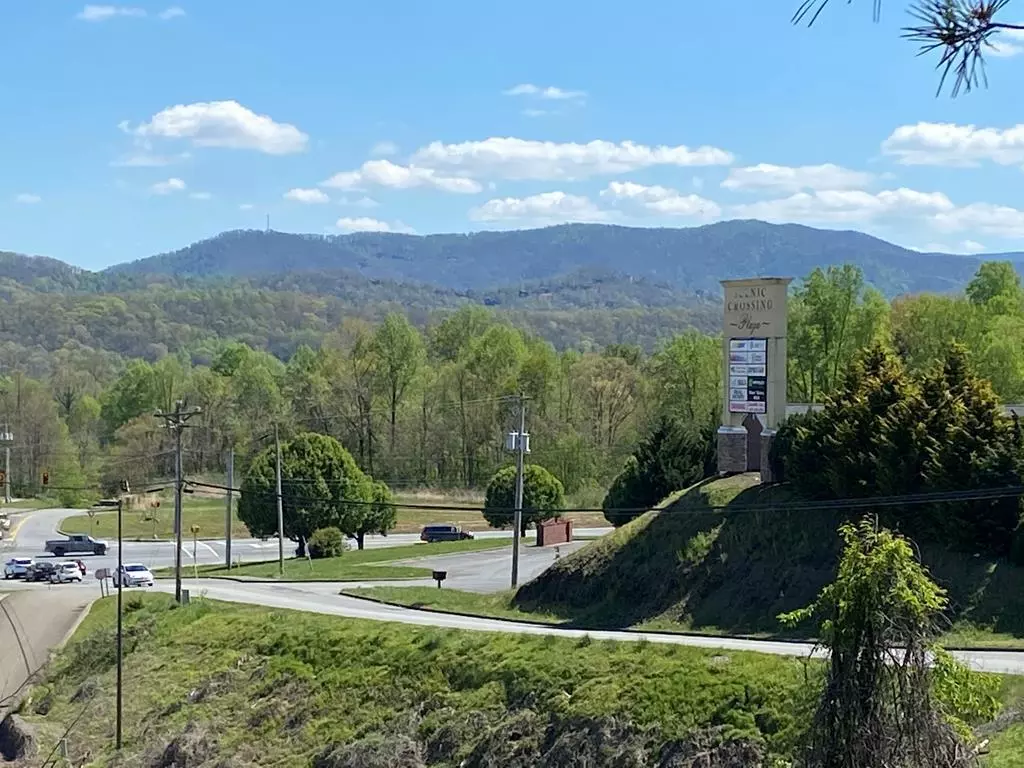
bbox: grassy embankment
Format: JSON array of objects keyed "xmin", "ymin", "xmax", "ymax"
[
  {"xmin": 19, "ymin": 593, "xmax": 816, "ymax": 766},
  {"xmin": 19, "ymin": 594, "xmax": 1024, "ymax": 766},
  {"xmin": 58, "ymin": 488, "xmax": 609, "ymax": 542},
  {"xmin": 350, "ymin": 474, "xmax": 1024, "ymax": 650},
  {"xmin": 154, "ymin": 537, "xmax": 513, "ymax": 581}
]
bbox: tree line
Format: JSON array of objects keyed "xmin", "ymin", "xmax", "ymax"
[{"xmin": 4, "ymin": 260, "xmax": 1024, "ymax": 511}]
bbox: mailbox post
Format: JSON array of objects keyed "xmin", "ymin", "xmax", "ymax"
[{"xmin": 432, "ymin": 570, "xmax": 447, "ymax": 589}]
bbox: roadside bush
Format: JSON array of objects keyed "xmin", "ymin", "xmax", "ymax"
[{"xmin": 307, "ymin": 527, "xmax": 345, "ymax": 559}]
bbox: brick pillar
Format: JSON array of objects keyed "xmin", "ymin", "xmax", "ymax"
[
  {"xmin": 717, "ymin": 426, "xmax": 747, "ymax": 474},
  {"xmin": 760, "ymin": 429, "xmax": 776, "ymax": 484}
]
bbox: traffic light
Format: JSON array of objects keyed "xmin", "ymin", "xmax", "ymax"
[{"xmin": 41, "ymin": 471, "xmax": 49, "ymax": 487}]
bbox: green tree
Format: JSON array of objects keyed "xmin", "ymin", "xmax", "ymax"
[
  {"xmin": 602, "ymin": 415, "xmax": 715, "ymax": 526},
  {"xmin": 780, "ymin": 518, "xmax": 983, "ymax": 767},
  {"xmin": 648, "ymin": 330, "xmax": 720, "ymax": 422},
  {"xmin": 238, "ymin": 432, "xmax": 375, "ymax": 556},
  {"xmin": 967, "ymin": 261, "xmax": 1024, "ymax": 313},
  {"xmin": 787, "ymin": 265, "xmax": 889, "ymax": 403},
  {"xmin": 349, "ymin": 480, "xmax": 397, "ymax": 550},
  {"xmin": 373, "ymin": 313, "xmax": 424, "ymax": 451},
  {"xmin": 483, "ymin": 464, "xmax": 565, "ymax": 535}
]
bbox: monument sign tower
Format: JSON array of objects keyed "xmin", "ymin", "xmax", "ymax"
[{"xmin": 717, "ymin": 277, "xmax": 792, "ymax": 480}]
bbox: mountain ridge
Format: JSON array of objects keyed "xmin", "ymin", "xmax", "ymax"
[{"xmin": 5, "ymin": 220, "xmax": 1023, "ymax": 299}]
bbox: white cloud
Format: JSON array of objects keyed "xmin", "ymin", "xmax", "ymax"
[
  {"xmin": 336, "ymin": 216, "xmax": 415, "ymax": 234},
  {"xmin": 151, "ymin": 177, "xmax": 186, "ymax": 195},
  {"xmin": 370, "ymin": 141, "xmax": 398, "ymax": 157},
  {"xmin": 411, "ymin": 137, "xmax": 733, "ymax": 181},
  {"xmin": 882, "ymin": 122, "xmax": 1024, "ymax": 167},
  {"xmin": 722, "ymin": 163, "xmax": 873, "ymax": 193},
  {"xmin": 932, "ymin": 202, "xmax": 1024, "ymax": 238},
  {"xmin": 600, "ymin": 181, "xmax": 721, "ymax": 218},
  {"xmin": 504, "ymin": 84, "xmax": 587, "ymax": 100},
  {"xmin": 284, "ymin": 187, "xmax": 330, "ymax": 204},
  {"xmin": 470, "ymin": 191, "xmax": 610, "ymax": 223},
  {"xmin": 523, "ymin": 109, "xmax": 548, "ymax": 118},
  {"xmin": 988, "ymin": 40, "xmax": 1023, "ymax": 57},
  {"xmin": 961, "ymin": 239, "xmax": 986, "ymax": 253},
  {"xmin": 76, "ymin": 5, "xmax": 145, "ymax": 21},
  {"xmin": 322, "ymin": 159, "xmax": 482, "ymax": 194},
  {"xmin": 731, "ymin": 187, "xmax": 954, "ymax": 224},
  {"xmin": 124, "ymin": 100, "xmax": 308, "ymax": 155},
  {"xmin": 239, "ymin": 203, "xmax": 255, "ymax": 210},
  {"xmin": 189, "ymin": 191, "xmax": 212, "ymax": 200},
  {"xmin": 14, "ymin": 193, "xmax": 41, "ymax": 204},
  {"xmin": 111, "ymin": 150, "xmax": 190, "ymax": 167},
  {"xmin": 159, "ymin": 6, "xmax": 186, "ymax": 20},
  {"xmin": 337, "ymin": 196, "xmax": 379, "ymax": 208}
]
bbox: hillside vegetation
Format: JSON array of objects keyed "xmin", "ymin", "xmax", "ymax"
[
  {"xmin": 516, "ymin": 475, "xmax": 1024, "ymax": 639},
  {"xmin": 21, "ymin": 594, "xmax": 816, "ymax": 766}
]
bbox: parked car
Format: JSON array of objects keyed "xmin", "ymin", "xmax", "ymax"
[
  {"xmin": 50, "ymin": 562, "xmax": 84, "ymax": 584},
  {"xmin": 44, "ymin": 534, "xmax": 107, "ymax": 557},
  {"xmin": 420, "ymin": 524, "xmax": 474, "ymax": 543},
  {"xmin": 26, "ymin": 562, "xmax": 57, "ymax": 582},
  {"xmin": 3, "ymin": 557, "xmax": 33, "ymax": 579},
  {"xmin": 113, "ymin": 563, "xmax": 154, "ymax": 588}
]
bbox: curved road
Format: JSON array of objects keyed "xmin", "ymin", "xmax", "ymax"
[{"xmin": 9, "ymin": 508, "xmax": 1024, "ymax": 679}]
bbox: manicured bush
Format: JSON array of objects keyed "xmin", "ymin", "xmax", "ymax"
[
  {"xmin": 483, "ymin": 464, "xmax": 565, "ymax": 535},
  {"xmin": 307, "ymin": 526, "xmax": 345, "ymax": 559}
]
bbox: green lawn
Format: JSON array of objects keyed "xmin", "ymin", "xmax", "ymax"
[
  {"xmin": 343, "ymin": 585, "xmax": 570, "ymax": 623},
  {"xmin": 60, "ymin": 498, "xmax": 250, "ymax": 540},
  {"xmin": 156, "ymin": 536, "xmax": 514, "ymax": 581}
]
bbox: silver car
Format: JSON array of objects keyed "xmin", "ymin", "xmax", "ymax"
[
  {"xmin": 113, "ymin": 563, "xmax": 154, "ymax": 588},
  {"xmin": 3, "ymin": 558, "xmax": 33, "ymax": 579}
]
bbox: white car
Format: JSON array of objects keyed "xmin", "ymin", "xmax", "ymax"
[
  {"xmin": 50, "ymin": 562, "xmax": 83, "ymax": 584},
  {"xmin": 3, "ymin": 558, "xmax": 33, "ymax": 579},
  {"xmin": 113, "ymin": 563, "xmax": 154, "ymax": 588}
]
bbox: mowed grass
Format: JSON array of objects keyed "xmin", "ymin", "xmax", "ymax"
[
  {"xmin": 156, "ymin": 536, "xmax": 514, "ymax": 581},
  {"xmin": 59, "ymin": 488, "xmax": 610, "ymax": 541},
  {"xmin": 21, "ymin": 593, "xmax": 817, "ymax": 766},
  {"xmin": 60, "ymin": 497, "xmax": 250, "ymax": 540},
  {"xmin": 343, "ymin": 585, "xmax": 570, "ymax": 624}
]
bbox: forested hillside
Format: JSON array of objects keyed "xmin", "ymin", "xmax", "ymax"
[{"xmin": 109, "ymin": 221, "xmax": 1024, "ymax": 295}]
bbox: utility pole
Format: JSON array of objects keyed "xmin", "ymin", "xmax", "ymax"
[
  {"xmin": 507, "ymin": 394, "xmax": 529, "ymax": 589},
  {"xmin": 275, "ymin": 424, "xmax": 284, "ymax": 576},
  {"xmin": 225, "ymin": 447, "xmax": 233, "ymax": 569},
  {"xmin": 1, "ymin": 426, "xmax": 12, "ymax": 505},
  {"xmin": 115, "ymin": 493, "xmax": 123, "ymax": 751},
  {"xmin": 154, "ymin": 400, "xmax": 201, "ymax": 603}
]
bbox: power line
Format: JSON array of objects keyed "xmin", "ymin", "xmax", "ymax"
[{"xmin": 185, "ymin": 477, "xmax": 1024, "ymax": 518}]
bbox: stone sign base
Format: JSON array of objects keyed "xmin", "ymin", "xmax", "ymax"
[
  {"xmin": 759, "ymin": 429, "xmax": 777, "ymax": 484},
  {"xmin": 716, "ymin": 426, "xmax": 747, "ymax": 474}
]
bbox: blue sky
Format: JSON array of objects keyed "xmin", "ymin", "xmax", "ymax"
[{"xmin": 4, "ymin": 0, "xmax": 1024, "ymax": 271}]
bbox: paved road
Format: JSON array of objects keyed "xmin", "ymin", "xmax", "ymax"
[
  {"xmin": 145, "ymin": 579, "xmax": 1024, "ymax": 675},
  {"xmin": 2, "ymin": 507, "xmax": 612, "ymax": 580},
  {"xmin": 2, "ymin": 507, "xmax": 606, "ymax": 581},
  {"xmin": 0, "ymin": 588, "xmax": 92, "ymax": 714}
]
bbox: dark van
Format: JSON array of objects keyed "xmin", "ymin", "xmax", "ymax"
[{"xmin": 420, "ymin": 524, "xmax": 474, "ymax": 543}]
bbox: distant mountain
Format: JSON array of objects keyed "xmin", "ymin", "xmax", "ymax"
[{"xmin": 106, "ymin": 220, "xmax": 1024, "ymax": 297}]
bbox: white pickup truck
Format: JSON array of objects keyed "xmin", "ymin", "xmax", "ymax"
[{"xmin": 44, "ymin": 534, "xmax": 108, "ymax": 557}]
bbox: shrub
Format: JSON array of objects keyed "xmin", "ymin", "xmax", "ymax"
[{"xmin": 307, "ymin": 527, "xmax": 345, "ymax": 559}]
